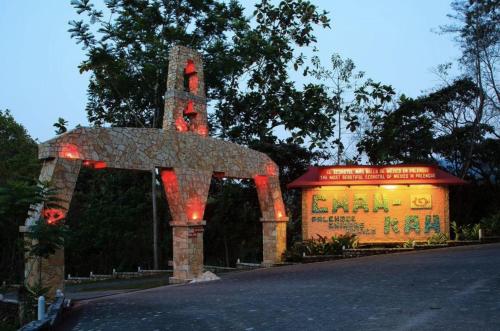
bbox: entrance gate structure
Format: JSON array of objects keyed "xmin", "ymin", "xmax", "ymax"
[{"xmin": 23, "ymin": 46, "xmax": 288, "ymax": 296}]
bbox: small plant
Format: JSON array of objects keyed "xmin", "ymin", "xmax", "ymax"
[
  {"xmin": 427, "ymin": 233, "xmax": 448, "ymax": 245},
  {"xmin": 283, "ymin": 233, "xmax": 358, "ymax": 262},
  {"xmin": 461, "ymin": 223, "xmax": 480, "ymax": 240},
  {"xmin": 402, "ymin": 239, "xmax": 415, "ymax": 248},
  {"xmin": 450, "ymin": 221, "xmax": 462, "ymax": 240}
]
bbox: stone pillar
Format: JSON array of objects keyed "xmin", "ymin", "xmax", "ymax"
[
  {"xmin": 23, "ymin": 157, "xmax": 81, "ymax": 299},
  {"xmin": 261, "ymin": 218, "xmax": 288, "ymax": 266},
  {"xmin": 161, "ymin": 168, "xmax": 211, "ymax": 283},
  {"xmin": 169, "ymin": 221, "xmax": 205, "ymax": 283},
  {"xmin": 254, "ymin": 175, "xmax": 288, "ymax": 266}
]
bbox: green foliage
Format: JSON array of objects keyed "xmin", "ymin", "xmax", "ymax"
[
  {"xmin": 451, "ymin": 221, "xmax": 481, "ymax": 240},
  {"xmin": 65, "ymin": 169, "xmax": 168, "ymax": 274},
  {"xmin": 0, "ymin": 110, "xmax": 39, "ymax": 283},
  {"xmin": 481, "ymin": 211, "xmax": 500, "ymax": 236},
  {"xmin": 427, "ymin": 233, "xmax": 449, "ymax": 245},
  {"xmin": 283, "ymin": 233, "xmax": 357, "ymax": 262},
  {"xmin": 461, "ymin": 223, "xmax": 481, "ymax": 240},
  {"xmin": 53, "ymin": 117, "xmax": 68, "ymax": 135},
  {"xmin": 69, "ymin": 0, "xmax": 334, "ymax": 150},
  {"xmin": 0, "ymin": 110, "xmax": 39, "ymax": 186},
  {"xmin": 402, "ymin": 239, "xmax": 415, "ymax": 248}
]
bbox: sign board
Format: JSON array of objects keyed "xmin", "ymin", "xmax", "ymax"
[
  {"xmin": 318, "ymin": 166, "xmax": 437, "ymax": 182},
  {"xmin": 301, "ymin": 184, "xmax": 449, "ymax": 243}
]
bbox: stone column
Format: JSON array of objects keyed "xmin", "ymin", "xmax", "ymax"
[
  {"xmin": 23, "ymin": 157, "xmax": 81, "ymax": 299},
  {"xmin": 161, "ymin": 168, "xmax": 211, "ymax": 283},
  {"xmin": 261, "ymin": 218, "xmax": 289, "ymax": 266},
  {"xmin": 254, "ymin": 175, "xmax": 288, "ymax": 266},
  {"xmin": 169, "ymin": 221, "xmax": 205, "ymax": 283}
]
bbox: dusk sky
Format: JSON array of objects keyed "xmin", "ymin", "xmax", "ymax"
[{"xmin": 0, "ymin": 0, "xmax": 461, "ymax": 142}]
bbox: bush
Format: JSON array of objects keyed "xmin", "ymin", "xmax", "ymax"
[
  {"xmin": 283, "ymin": 233, "xmax": 357, "ymax": 262},
  {"xmin": 451, "ymin": 221, "xmax": 480, "ymax": 240},
  {"xmin": 481, "ymin": 211, "xmax": 500, "ymax": 236},
  {"xmin": 427, "ymin": 233, "xmax": 448, "ymax": 245}
]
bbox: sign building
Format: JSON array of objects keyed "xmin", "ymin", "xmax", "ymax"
[{"xmin": 288, "ymin": 165, "xmax": 466, "ymax": 243}]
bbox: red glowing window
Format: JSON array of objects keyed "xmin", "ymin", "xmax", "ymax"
[
  {"xmin": 185, "ymin": 60, "xmax": 196, "ymax": 75},
  {"xmin": 59, "ymin": 144, "xmax": 81, "ymax": 159},
  {"xmin": 188, "ymin": 75, "xmax": 198, "ymax": 93}
]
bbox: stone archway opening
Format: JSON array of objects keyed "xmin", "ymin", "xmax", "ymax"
[
  {"xmin": 203, "ymin": 177, "xmax": 263, "ymax": 268},
  {"xmin": 63, "ymin": 167, "xmax": 171, "ymax": 278}
]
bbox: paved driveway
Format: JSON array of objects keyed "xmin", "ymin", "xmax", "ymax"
[{"xmin": 58, "ymin": 244, "xmax": 500, "ymax": 331}]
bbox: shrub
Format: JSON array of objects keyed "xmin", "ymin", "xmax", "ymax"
[
  {"xmin": 427, "ymin": 233, "xmax": 448, "ymax": 245},
  {"xmin": 481, "ymin": 211, "xmax": 500, "ymax": 236},
  {"xmin": 283, "ymin": 233, "xmax": 357, "ymax": 262}
]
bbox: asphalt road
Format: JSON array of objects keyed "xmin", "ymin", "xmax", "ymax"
[{"xmin": 57, "ymin": 243, "xmax": 500, "ymax": 331}]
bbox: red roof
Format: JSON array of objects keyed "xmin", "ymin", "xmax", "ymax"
[{"xmin": 287, "ymin": 164, "xmax": 467, "ymax": 188}]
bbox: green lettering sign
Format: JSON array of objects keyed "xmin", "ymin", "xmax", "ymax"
[
  {"xmin": 353, "ymin": 194, "xmax": 369, "ymax": 212},
  {"xmin": 333, "ymin": 195, "xmax": 349, "ymax": 213},
  {"xmin": 424, "ymin": 215, "xmax": 440, "ymax": 233},
  {"xmin": 373, "ymin": 193, "xmax": 389, "ymax": 212},
  {"xmin": 404, "ymin": 215, "xmax": 420, "ymax": 234},
  {"xmin": 312, "ymin": 194, "xmax": 328, "ymax": 213},
  {"xmin": 384, "ymin": 217, "xmax": 399, "ymax": 234}
]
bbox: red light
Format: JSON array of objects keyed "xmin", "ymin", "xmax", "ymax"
[
  {"xmin": 189, "ymin": 75, "xmax": 198, "ymax": 92},
  {"xmin": 175, "ymin": 117, "xmax": 188, "ymax": 132},
  {"xmin": 83, "ymin": 160, "xmax": 107, "ymax": 169},
  {"xmin": 184, "ymin": 101, "xmax": 196, "ymax": 115},
  {"xmin": 42, "ymin": 208, "xmax": 65, "ymax": 225},
  {"xmin": 59, "ymin": 144, "xmax": 81, "ymax": 159},
  {"xmin": 197, "ymin": 125, "xmax": 208, "ymax": 136},
  {"xmin": 185, "ymin": 60, "xmax": 196, "ymax": 75},
  {"xmin": 277, "ymin": 211, "xmax": 283, "ymax": 218},
  {"xmin": 254, "ymin": 175, "xmax": 268, "ymax": 188}
]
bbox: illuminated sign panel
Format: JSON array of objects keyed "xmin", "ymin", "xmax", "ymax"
[
  {"xmin": 302, "ymin": 185, "xmax": 448, "ymax": 243},
  {"xmin": 289, "ymin": 165, "xmax": 465, "ymax": 243},
  {"xmin": 318, "ymin": 166, "xmax": 436, "ymax": 182}
]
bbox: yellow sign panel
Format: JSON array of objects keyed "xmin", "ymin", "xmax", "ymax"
[
  {"xmin": 410, "ymin": 194, "xmax": 432, "ymax": 209},
  {"xmin": 302, "ymin": 185, "xmax": 448, "ymax": 243}
]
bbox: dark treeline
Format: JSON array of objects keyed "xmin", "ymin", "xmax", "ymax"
[{"xmin": 1, "ymin": 0, "xmax": 498, "ymax": 281}]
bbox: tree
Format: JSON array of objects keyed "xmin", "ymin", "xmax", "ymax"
[
  {"xmin": 53, "ymin": 117, "xmax": 68, "ymax": 135},
  {"xmin": 358, "ymin": 95, "xmax": 435, "ymax": 165},
  {"xmin": 310, "ymin": 54, "xmax": 395, "ymax": 163},
  {"xmin": 441, "ymin": 0, "xmax": 500, "ymax": 176},
  {"xmin": 0, "ymin": 110, "xmax": 39, "ymax": 283},
  {"xmin": 67, "ymin": 0, "xmax": 335, "ymax": 270}
]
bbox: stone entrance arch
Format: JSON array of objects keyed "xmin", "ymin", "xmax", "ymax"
[{"xmin": 23, "ymin": 46, "xmax": 288, "ymax": 296}]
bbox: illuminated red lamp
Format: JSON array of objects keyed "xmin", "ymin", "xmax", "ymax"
[
  {"xmin": 175, "ymin": 117, "xmax": 188, "ymax": 132},
  {"xmin": 42, "ymin": 208, "xmax": 65, "ymax": 225},
  {"xmin": 82, "ymin": 160, "xmax": 107, "ymax": 169},
  {"xmin": 186, "ymin": 198, "xmax": 204, "ymax": 222},
  {"xmin": 184, "ymin": 101, "xmax": 196, "ymax": 115},
  {"xmin": 185, "ymin": 60, "xmax": 196, "ymax": 75},
  {"xmin": 59, "ymin": 144, "xmax": 81, "ymax": 159},
  {"xmin": 197, "ymin": 125, "xmax": 208, "ymax": 136}
]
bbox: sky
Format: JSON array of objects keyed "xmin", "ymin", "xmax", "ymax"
[{"xmin": 0, "ymin": 0, "xmax": 461, "ymax": 142}]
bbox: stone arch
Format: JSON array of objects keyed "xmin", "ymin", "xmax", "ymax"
[{"xmin": 24, "ymin": 46, "xmax": 288, "ymax": 296}]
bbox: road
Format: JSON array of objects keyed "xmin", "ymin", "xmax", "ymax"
[{"xmin": 57, "ymin": 243, "xmax": 500, "ymax": 331}]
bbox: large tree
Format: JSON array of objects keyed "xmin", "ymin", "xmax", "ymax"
[
  {"xmin": 0, "ymin": 110, "xmax": 39, "ymax": 282},
  {"xmin": 67, "ymin": 0, "xmax": 334, "ymax": 270}
]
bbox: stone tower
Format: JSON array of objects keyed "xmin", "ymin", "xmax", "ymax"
[{"xmin": 163, "ymin": 46, "xmax": 208, "ymax": 136}]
